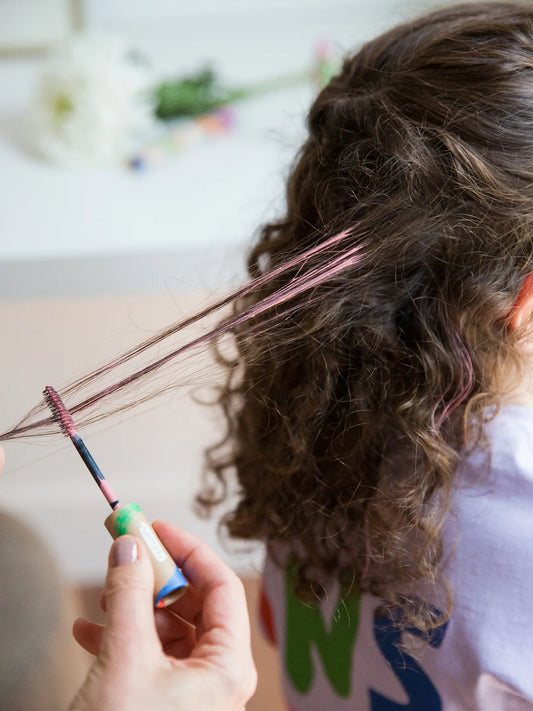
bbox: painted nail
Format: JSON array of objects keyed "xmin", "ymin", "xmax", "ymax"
[{"xmin": 111, "ymin": 537, "xmax": 138, "ymax": 567}]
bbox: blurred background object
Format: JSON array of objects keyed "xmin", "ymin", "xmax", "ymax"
[
  {"xmin": 0, "ymin": 509, "xmax": 87, "ymax": 711},
  {"xmin": 28, "ymin": 29, "xmax": 339, "ymax": 169},
  {"xmin": 0, "ymin": 0, "xmax": 81, "ymax": 54},
  {"xmin": 30, "ymin": 34, "xmax": 155, "ymax": 167}
]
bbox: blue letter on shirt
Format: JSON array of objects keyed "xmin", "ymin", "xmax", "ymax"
[{"xmin": 370, "ymin": 615, "xmax": 448, "ymax": 711}]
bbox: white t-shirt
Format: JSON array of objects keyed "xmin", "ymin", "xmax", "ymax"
[{"xmin": 260, "ymin": 406, "xmax": 533, "ymax": 710}]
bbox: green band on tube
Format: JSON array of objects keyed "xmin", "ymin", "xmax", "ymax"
[{"xmin": 113, "ymin": 502, "xmax": 142, "ymax": 536}]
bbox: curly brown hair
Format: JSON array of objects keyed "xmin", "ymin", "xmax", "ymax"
[{"xmin": 202, "ymin": 1, "xmax": 533, "ymax": 633}]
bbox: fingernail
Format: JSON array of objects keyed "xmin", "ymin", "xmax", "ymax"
[{"xmin": 111, "ymin": 537, "xmax": 138, "ymax": 567}]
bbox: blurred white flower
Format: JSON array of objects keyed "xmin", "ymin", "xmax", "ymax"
[{"xmin": 30, "ymin": 35, "xmax": 155, "ymax": 167}]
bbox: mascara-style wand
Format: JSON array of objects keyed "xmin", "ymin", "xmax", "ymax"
[
  {"xmin": 44, "ymin": 386, "xmax": 120, "ymax": 510},
  {"xmin": 43, "ymin": 384, "xmax": 188, "ymax": 607}
]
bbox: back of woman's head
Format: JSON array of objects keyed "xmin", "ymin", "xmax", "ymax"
[{"xmin": 206, "ymin": 2, "xmax": 533, "ymax": 631}]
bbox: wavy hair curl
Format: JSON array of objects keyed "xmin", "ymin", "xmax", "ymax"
[{"xmin": 202, "ymin": 2, "xmax": 533, "ymax": 633}]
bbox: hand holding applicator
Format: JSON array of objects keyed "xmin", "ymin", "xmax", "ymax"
[{"xmin": 43, "ymin": 385, "xmax": 188, "ymax": 607}]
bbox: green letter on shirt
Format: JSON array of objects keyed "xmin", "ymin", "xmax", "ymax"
[{"xmin": 285, "ymin": 561, "xmax": 361, "ymax": 697}]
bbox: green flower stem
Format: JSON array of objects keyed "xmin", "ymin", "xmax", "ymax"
[{"xmin": 154, "ymin": 68, "xmax": 310, "ymax": 120}]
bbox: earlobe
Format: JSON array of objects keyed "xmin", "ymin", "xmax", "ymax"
[{"xmin": 508, "ymin": 272, "xmax": 533, "ymax": 330}]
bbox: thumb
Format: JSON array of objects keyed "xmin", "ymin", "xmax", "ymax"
[{"xmin": 100, "ymin": 535, "xmax": 161, "ymax": 666}]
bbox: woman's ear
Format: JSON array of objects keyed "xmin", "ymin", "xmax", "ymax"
[{"xmin": 508, "ymin": 272, "xmax": 533, "ymax": 330}]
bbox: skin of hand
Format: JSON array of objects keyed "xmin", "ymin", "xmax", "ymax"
[{"xmin": 69, "ymin": 521, "xmax": 257, "ymax": 711}]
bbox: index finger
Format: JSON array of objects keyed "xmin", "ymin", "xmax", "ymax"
[
  {"xmin": 0, "ymin": 445, "xmax": 5, "ymax": 475},
  {"xmin": 152, "ymin": 520, "xmax": 250, "ymax": 641},
  {"xmin": 152, "ymin": 521, "xmax": 256, "ymax": 702}
]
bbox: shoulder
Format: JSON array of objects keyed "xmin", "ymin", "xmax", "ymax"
[
  {"xmin": 451, "ymin": 405, "xmax": 533, "ymax": 548},
  {"xmin": 442, "ymin": 406, "xmax": 533, "ymax": 698},
  {"xmin": 459, "ymin": 405, "xmax": 533, "ymax": 493}
]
